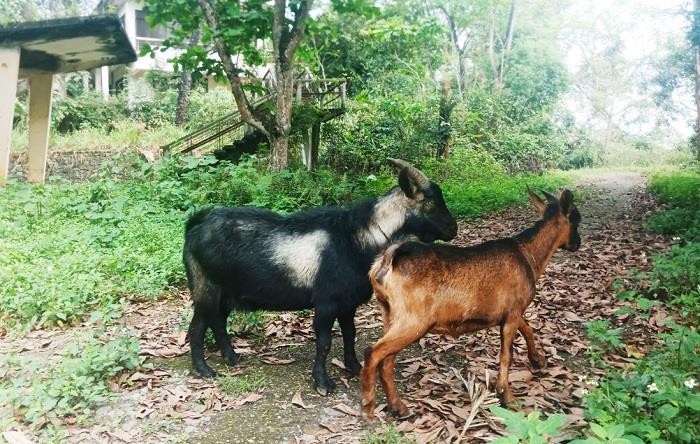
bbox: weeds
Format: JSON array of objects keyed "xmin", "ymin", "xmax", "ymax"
[
  {"xmin": 217, "ymin": 371, "xmax": 266, "ymax": 397},
  {"xmin": 0, "ymin": 334, "xmax": 142, "ymax": 434}
]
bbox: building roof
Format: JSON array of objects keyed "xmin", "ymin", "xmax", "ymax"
[{"xmin": 0, "ymin": 15, "xmax": 136, "ymax": 77}]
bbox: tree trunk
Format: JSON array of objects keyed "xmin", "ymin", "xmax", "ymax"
[
  {"xmin": 176, "ymin": 31, "xmax": 200, "ymax": 126},
  {"xmin": 176, "ymin": 70, "xmax": 192, "ymax": 126},
  {"xmin": 496, "ymin": 0, "xmax": 517, "ymax": 87},
  {"xmin": 437, "ymin": 72, "xmax": 454, "ymax": 159},
  {"xmin": 695, "ymin": 0, "xmax": 700, "ymax": 159}
]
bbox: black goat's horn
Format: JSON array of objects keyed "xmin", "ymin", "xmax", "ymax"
[
  {"xmin": 540, "ymin": 189, "xmax": 557, "ymax": 204},
  {"xmin": 387, "ymin": 158, "xmax": 430, "ymax": 189}
]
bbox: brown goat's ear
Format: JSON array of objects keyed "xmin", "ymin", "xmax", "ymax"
[
  {"xmin": 527, "ymin": 186, "xmax": 547, "ymax": 215},
  {"xmin": 398, "ymin": 168, "xmax": 424, "ymax": 201},
  {"xmin": 560, "ymin": 189, "xmax": 574, "ymax": 215}
]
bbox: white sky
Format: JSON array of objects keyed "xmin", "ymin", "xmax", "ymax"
[{"xmin": 561, "ymin": 0, "xmax": 694, "ymax": 144}]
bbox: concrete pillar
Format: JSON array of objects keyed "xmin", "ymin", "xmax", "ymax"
[
  {"xmin": 27, "ymin": 74, "xmax": 53, "ymax": 184},
  {"xmin": 0, "ymin": 47, "xmax": 20, "ymax": 185},
  {"xmin": 95, "ymin": 66, "xmax": 110, "ymax": 99},
  {"xmin": 301, "ymin": 128, "xmax": 311, "ymax": 169}
]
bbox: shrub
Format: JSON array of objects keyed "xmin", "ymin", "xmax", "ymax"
[
  {"xmin": 584, "ymin": 323, "xmax": 700, "ymax": 443},
  {"xmin": 51, "ymin": 93, "xmax": 128, "ymax": 133}
]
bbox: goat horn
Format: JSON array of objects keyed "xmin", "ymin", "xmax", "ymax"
[
  {"xmin": 387, "ymin": 158, "xmax": 430, "ymax": 189},
  {"xmin": 540, "ymin": 189, "xmax": 557, "ymax": 204}
]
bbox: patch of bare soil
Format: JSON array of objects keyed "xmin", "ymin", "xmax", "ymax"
[{"xmin": 1, "ymin": 171, "xmax": 674, "ymax": 443}]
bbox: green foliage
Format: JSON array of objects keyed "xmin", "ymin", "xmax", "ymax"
[
  {"xmin": 586, "ymin": 320, "xmax": 624, "ymax": 352},
  {"xmin": 51, "ymin": 93, "xmax": 128, "ymax": 133},
  {"xmin": 490, "ymin": 406, "xmax": 568, "ymax": 444},
  {"xmin": 362, "ymin": 424, "xmax": 413, "ymax": 444},
  {"xmin": 217, "ymin": 371, "xmax": 266, "ymax": 396},
  {"xmin": 570, "ymin": 423, "xmax": 635, "ymax": 444},
  {"xmin": 143, "ymin": 0, "xmax": 270, "ymax": 82},
  {"xmin": 322, "ymin": 92, "xmax": 440, "ymax": 174},
  {"xmin": 584, "ymin": 323, "xmax": 700, "ymax": 443},
  {"xmin": 0, "ymin": 335, "xmax": 142, "ymax": 427}
]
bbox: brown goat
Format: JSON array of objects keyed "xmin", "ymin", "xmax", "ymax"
[{"xmin": 360, "ymin": 189, "xmax": 581, "ymax": 419}]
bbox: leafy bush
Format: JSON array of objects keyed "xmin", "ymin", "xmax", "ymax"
[
  {"xmin": 322, "ymin": 92, "xmax": 439, "ymax": 174},
  {"xmin": 584, "ymin": 323, "xmax": 700, "ymax": 443},
  {"xmin": 0, "ymin": 335, "xmax": 142, "ymax": 427},
  {"xmin": 51, "ymin": 93, "xmax": 128, "ymax": 133},
  {"xmin": 491, "ymin": 406, "xmax": 567, "ymax": 444}
]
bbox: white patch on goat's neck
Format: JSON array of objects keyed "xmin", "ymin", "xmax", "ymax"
[
  {"xmin": 270, "ymin": 230, "xmax": 329, "ymax": 288},
  {"xmin": 358, "ymin": 188, "xmax": 410, "ymax": 249}
]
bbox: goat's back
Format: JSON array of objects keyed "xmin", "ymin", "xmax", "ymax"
[
  {"xmin": 370, "ymin": 240, "xmax": 537, "ymax": 326},
  {"xmin": 183, "ymin": 206, "xmax": 375, "ymax": 311}
]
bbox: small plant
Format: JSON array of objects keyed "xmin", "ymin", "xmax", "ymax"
[
  {"xmin": 571, "ymin": 423, "xmax": 634, "ymax": 444},
  {"xmin": 490, "ymin": 406, "xmax": 567, "ymax": 444},
  {"xmin": 362, "ymin": 424, "xmax": 413, "ymax": 444},
  {"xmin": 585, "ymin": 319, "xmax": 624, "ymax": 363},
  {"xmin": 217, "ymin": 371, "xmax": 266, "ymax": 396}
]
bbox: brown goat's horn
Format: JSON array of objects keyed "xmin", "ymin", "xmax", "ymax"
[
  {"xmin": 540, "ymin": 190, "xmax": 557, "ymax": 204},
  {"xmin": 387, "ymin": 158, "xmax": 430, "ymax": 189}
]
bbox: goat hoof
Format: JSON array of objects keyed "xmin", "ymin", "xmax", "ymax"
[
  {"xmin": 345, "ymin": 360, "xmax": 362, "ymax": 376},
  {"xmin": 390, "ymin": 406, "xmax": 412, "ymax": 419},
  {"xmin": 530, "ymin": 353, "xmax": 546, "ymax": 369},
  {"xmin": 223, "ymin": 353, "xmax": 241, "ymax": 366},
  {"xmin": 315, "ymin": 379, "xmax": 336, "ymax": 396},
  {"xmin": 194, "ymin": 365, "xmax": 217, "ymax": 379}
]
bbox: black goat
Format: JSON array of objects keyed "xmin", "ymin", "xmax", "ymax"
[{"xmin": 183, "ymin": 159, "xmax": 457, "ymax": 394}]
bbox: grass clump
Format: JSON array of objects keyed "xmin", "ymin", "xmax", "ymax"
[{"xmin": 217, "ymin": 371, "xmax": 266, "ymax": 397}]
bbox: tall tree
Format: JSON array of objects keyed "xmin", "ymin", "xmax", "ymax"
[
  {"xmin": 175, "ymin": 31, "xmax": 201, "ymax": 126},
  {"xmin": 146, "ymin": 0, "xmax": 313, "ymax": 171},
  {"xmin": 693, "ymin": 0, "xmax": 700, "ymax": 158}
]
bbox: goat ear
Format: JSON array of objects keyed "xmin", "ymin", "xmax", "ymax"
[
  {"xmin": 560, "ymin": 189, "xmax": 574, "ymax": 215},
  {"xmin": 527, "ymin": 186, "xmax": 547, "ymax": 215},
  {"xmin": 398, "ymin": 168, "xmax": 424, "ymax": 200}
]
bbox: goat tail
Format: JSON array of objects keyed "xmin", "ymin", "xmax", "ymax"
[
  {"xmin": 185, "ymin": 208, "xmax": 212, "ymax": 233},
  {"xmin": 370, "ymin": 242, "xmax": 404, "ymax": 286}
]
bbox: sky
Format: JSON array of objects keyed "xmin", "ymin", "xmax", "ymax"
[{"xmin": 561, "ymin": 0, "xmax": 694, "ymax": 145}]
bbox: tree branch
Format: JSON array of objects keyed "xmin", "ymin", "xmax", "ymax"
[{"xmin": 198, "ymin": 0, "xmax": 270, "ymax": 136}]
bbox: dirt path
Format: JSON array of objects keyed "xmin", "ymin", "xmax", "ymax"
[{"xmin": 1, "ymin": 171, "xmax": 672, "ymax": 443}]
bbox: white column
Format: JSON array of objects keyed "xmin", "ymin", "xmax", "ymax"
[
  {"xmin": 0, "ymin": 47, "xmax": 20, "ymax": 185},
  {"xmin": 99, "ymin": 66, "xmax": 110, "ymax": 99},
  {"xmin": 27, "ymin": 74, "xmax": 53, "ymax": 184}
]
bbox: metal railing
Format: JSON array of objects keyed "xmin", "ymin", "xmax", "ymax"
[{"xmin": 162, "ymin": 77, "xmax": 347, "ymax": 155}]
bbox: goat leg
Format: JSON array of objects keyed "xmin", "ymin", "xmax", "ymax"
[
  {"xmin": 518, "ymin": 317, "xmax": 546, "ymax": 369},
  {"xmin": 312, "ymin": 309, "xmax": 336, "ymax": 396},
  {"xmin": 211, "ymin": 309, "xmax": 241, "ymax": 366},
  {"xmin": 189, "ymin": 306, "xmax": 217, "ymax": 378},
  {"xmin": 361, "ymin": 326, "xmax": 425, "ymax": 419},
  {"xmin": 496, "ymin": 319, "xmax": 518, "ymax": 407},
  {"xmin": 379, "ymin": 354, "xmax": 410, "ymax": 418},
  {"xmin": 338, "ymin": 310, "xmax": 362, "ymax": 376}
]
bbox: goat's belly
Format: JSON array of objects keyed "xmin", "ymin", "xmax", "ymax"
[
  {"xmin": 236, "ymin": 287, "xmax": 313, "ymax": 311},
  {"xmin": 430, "ymin": 319, "xmax": 494, "ymax": 337}
]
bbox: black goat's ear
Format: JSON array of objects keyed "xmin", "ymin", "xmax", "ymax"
[
  {"xmin": 398, "ymin": 168, "xmax": 424, "ymax": 201},
  {"xmin": 560, "ymin": 189, "xmax": 574, "ymax": 215},
  {"xmin": 527, "ymin": 186, "xmax": 546, "ymax": 215}
]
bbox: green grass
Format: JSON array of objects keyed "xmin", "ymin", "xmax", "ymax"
[
  {"xmin": 10, "ymin": 121, "xmax": 186, "ymax": 153},
  {"xmin": 217, "ymin": 371, "xmax": 266, "ymax": 396}
]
